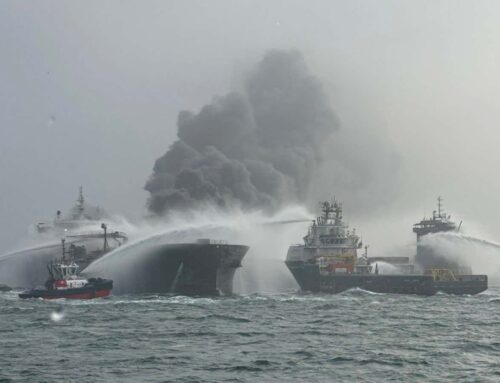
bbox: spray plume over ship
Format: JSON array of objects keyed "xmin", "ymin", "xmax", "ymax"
[
  {"xmin": 285, "ymin": 198, "xmax": 487, "ymax": 295},
  {"xmin": 84, "ymin": 206, "xmax": 310, "ymax": 295},
  {"xmin": 84, "ymin": 49, "xmax": 344, "ymax": 296},
  {"xmin": 0, "ymin": 187, "xmax": 127, "ymax": 288},
  {"xmin": 0, "ymin": 188, "xmax": 253, "ymax": 296}
]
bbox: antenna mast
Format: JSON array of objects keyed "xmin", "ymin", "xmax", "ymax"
[
  {"xmin": 77, "ymin": 186, "xmax": 84, "ymax": 215},
  {"xmin": 437, "ymin": 196, "xmax": 443, "ymax": 218}
]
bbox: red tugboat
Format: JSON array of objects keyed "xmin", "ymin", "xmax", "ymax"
[{"xmin": 19, "ymin": 240, "xmax": 113, "ymax": 300}]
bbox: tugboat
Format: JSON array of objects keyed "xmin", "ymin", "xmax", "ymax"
[
  {"xmin": 19, "ymin": 240, "xmax": 113, "ymax": 300},
  {"xmin": 285, "ymin": 199, "xmax": 487, "ymax": 295}
]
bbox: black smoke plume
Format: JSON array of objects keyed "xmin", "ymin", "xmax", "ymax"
[{"xmin": 145, "ymin": 50, "xmax": 339, "ymax": 215}]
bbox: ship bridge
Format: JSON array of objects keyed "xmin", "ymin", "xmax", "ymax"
[
  {"xmin": 413, "ymin": 196, "xmax": 457, "ymax": 239},
  {"xmin": 286, "ymin": 199, "xmax": 367, "ymax": 278},
  {"xmin": 303, "ymin": 201, "xmax": 360, "ymax": 249},
  {"xmin": 413, "ymin": 196, "xmax": 468, "ymax": 273}
]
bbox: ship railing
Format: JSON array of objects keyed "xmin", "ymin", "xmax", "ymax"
[
  {"xmin": 210, "ymin": 239, "xmax": 228, "ymax": 245},
  {"xmin": 427, "ymin": 269, "xmax": 457, "ymax": 281},
  {"xmin": 196, "ymin": 238, "xmax": 228, "ymax": 245},
  {"xmin": 66, "ymin": 231, "xmax": 128, "ymax": 239}
]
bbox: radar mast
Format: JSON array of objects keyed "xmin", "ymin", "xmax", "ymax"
[{"xmin": 77, "ymin": 186, "xmax": 84, "ymax": 214}]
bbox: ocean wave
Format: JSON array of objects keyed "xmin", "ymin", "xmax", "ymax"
[
  {"xmin": 3, "ymin": 288, "xmax": 500, "ymax": 383},
  {"xmin": 340, "ymin": 287, "xmax": 387, "ymax": 296}
]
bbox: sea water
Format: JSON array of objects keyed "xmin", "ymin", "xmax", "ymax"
[{"xmin": 1, "ymin": 288, "xmax": 500, "ymax": 382}]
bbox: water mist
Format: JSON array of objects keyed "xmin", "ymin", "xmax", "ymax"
[
  {"xmin": 85, "ymin": 205, "xmax": 312, "ymax": 294},
  {"xmin": 420, "ymin": 232, "xmax": 500, "ymax": 283}
]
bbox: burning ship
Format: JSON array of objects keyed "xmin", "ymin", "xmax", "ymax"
[{"xmin": 285, "ymin": 199, "xmax": 487, "ymax": 295}]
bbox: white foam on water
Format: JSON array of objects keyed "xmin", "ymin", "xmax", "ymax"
[{"xmin": 50, "ymin": 310, "xmax": 65, "ymax": 322}]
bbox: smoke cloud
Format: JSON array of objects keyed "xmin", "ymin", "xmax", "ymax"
[{"xmin": 145, "ymin": 50, "xmax": 339, "ymax": 215}]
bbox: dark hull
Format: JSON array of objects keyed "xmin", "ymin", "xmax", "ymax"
[
  {"xmin": 286, "ymin": 261, "xmax": 488, "ymax": 296},
  {"xmin": 87, "ymin": 243, "xmax": 249, "ymax": 296},
  {"xmin": 19, "ymin": 279, "xmax": 113, "ymax": 300}
]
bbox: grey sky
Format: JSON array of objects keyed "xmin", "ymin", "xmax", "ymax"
[{"xmin": 2, "ymin": 1, "xmax": 500, "ymax": 253}]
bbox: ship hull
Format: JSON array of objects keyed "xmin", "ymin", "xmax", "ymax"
[
  {"xmin": 286, "ymin": 261, "xmax": 487, "ymax": 296},
  {"xmin": 87, "ymin": 243, "xmax": 249, "ymax": 296},
  {"xmin": 19, "ymin": 278, "xmax": 113, "ymax": 300}
]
